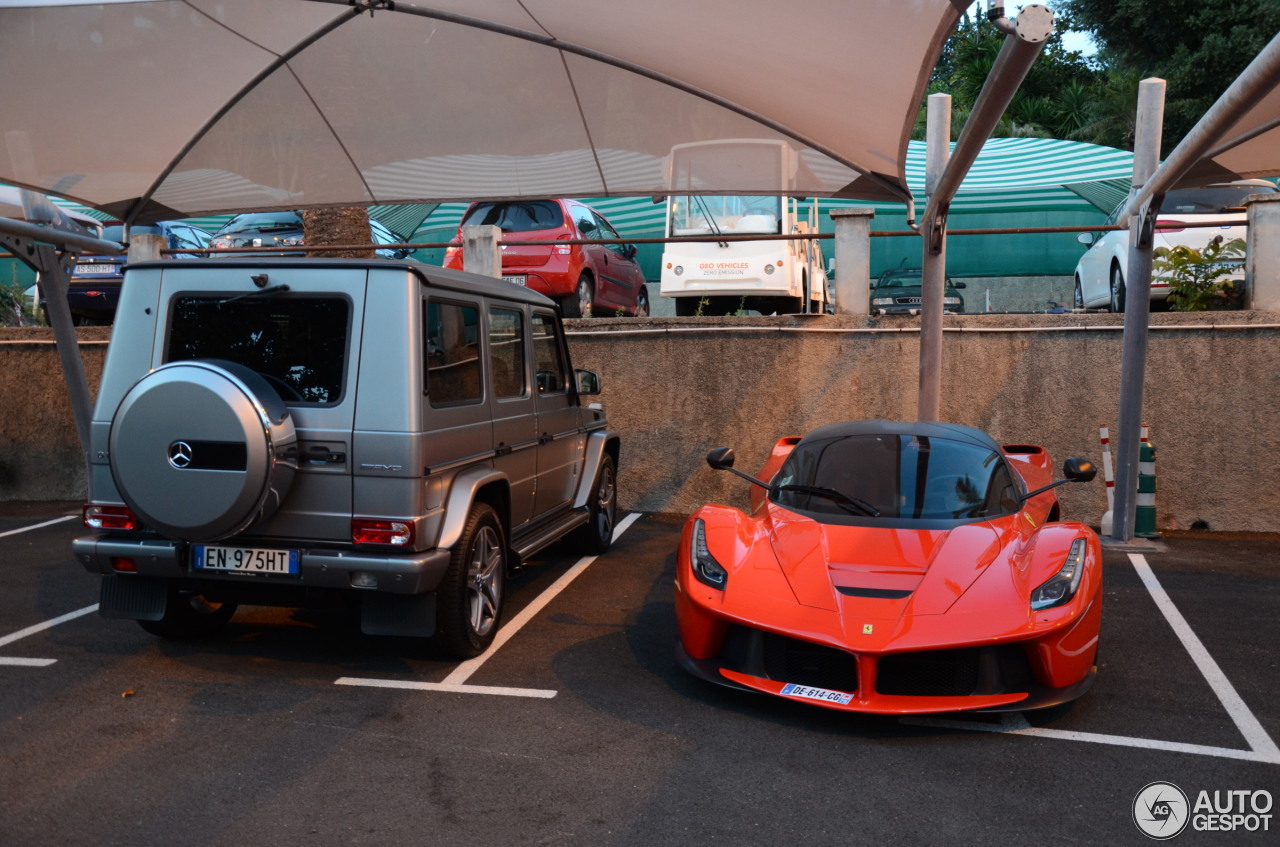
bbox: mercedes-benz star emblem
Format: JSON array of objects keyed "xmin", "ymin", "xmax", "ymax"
[{"xmin": 167, "ymin": 440, "xmax": 193, "ymax": 469}]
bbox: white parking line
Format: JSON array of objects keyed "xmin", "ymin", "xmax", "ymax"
[
  {"xmin": 904, "ymin": 553, "xmax": 1280, "ymax": 765},
  {"xmin": 0, "ymin": 604, "xmax": 99, "ymax": 668},
  {"xmin": 0, "ymin": 604, "xmax": 99, "ymax": 650},
  {"xmin": 1128, "ymin": 552, "xmax": 1280, "ymax": 761},
  {"xmin": 0, "ymin": 514, "xmax": 76, "ymax": 539},
  {"xmin": 334, "ymin": 678, "xmax": 557, "ymax": 699},
  {"xmin": 337, "ymin": 512, "xmax": 642, "ymax": 698}
]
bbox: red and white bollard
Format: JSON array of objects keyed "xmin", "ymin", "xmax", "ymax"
[{"xmin": 1099, "ymin": 424, "xmax": 1115, "ymax": 535}]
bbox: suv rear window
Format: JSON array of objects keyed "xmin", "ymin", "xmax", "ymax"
[
  {"xmin": 461, "ymin": 201, "xmax": 564, "ymax": 232},
  {"xmin": 165, "ymin": 296, "xmax": 350, "ymax": 404}
]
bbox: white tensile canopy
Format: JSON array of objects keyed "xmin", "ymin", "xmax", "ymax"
[{"xmin": 0, "ymin": 0, "xmax": 970, "ymax": 224}]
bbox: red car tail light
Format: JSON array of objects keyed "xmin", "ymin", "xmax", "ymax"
[
  {"xmin": 1156, "ymin": 219, "xmax": 1186, "ymax": 233},
  {"xmin": 83, "ymin": 503, "xmax": 141, "ymax": 531},
  {"xmin": 555, "ymin": 233, "xmax": 573, "ymax": 254},
  {"xmin": 351, "ymin": 518, "xmax": 415, "ymax": 547}
]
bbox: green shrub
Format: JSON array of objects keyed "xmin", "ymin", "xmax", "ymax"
[{"xmin": 1152, "ymin": 235, "xmax": 1246, "ymax": 311}]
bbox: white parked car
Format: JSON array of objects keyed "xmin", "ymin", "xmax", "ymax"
[{"xmin": 1073, "ymin": 180, "xmax": 1277, "ymax": 312}]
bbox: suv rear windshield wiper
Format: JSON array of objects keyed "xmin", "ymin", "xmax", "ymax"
[
  {"xmin": 218, "ymin": 284, "xmax": 290, "ymax": 305},
  {"xmin": 774, "ymin": 484, "xmax": 881, "ymax": 517}
]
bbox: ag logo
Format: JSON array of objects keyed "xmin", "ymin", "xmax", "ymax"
[{"xmin": 1133, "ymin": 781, "xmax": 1190, "ymax": 839}]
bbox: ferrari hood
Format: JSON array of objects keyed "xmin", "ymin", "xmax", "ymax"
[{"xmin": 766, "ymin": 511, "xmax": 1004, "ymax": 617}]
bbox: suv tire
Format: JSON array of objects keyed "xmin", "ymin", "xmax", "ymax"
[
  {"xmin": 570, "ymin": 454, "xmax": 617, "ymax": 555},
  {"xmin": 108, "ymin": 360, "xmax": 297, "ymax": 541},
  {"xmin": 433, "ymin": 503, "xmax": 506, "ymax": 658}
]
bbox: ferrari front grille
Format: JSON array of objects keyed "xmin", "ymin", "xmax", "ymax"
[
  {"xmin": 875, "ymin": 645, "xmax": 1034, "ymax": 697},
  {"xmin": 877, "ymin": 648, "xmax": 981, "ymax": 696}
]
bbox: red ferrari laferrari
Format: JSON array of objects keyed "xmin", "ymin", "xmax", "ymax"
[{"xmin": 674, "ymin": 420, "xmax": 1102, "ymax": 715}]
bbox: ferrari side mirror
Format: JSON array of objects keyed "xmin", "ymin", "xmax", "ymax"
[
  {"xmin": 1063, "ymin": 457, "xmax": 1097, "ymax": 482},
  {"xmin": 707, "ymin": 447, "xmax": 735, "ymax": 470}
]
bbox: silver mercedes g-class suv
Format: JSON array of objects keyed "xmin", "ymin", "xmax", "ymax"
[{"xmin": 72, "ymin": 258, "xmax": 619, "ymax": 658}]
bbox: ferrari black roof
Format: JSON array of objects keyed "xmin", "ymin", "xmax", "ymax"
[{"xmin": 798, "ymin": 420, "xmax": 1003, "ymax": 453}]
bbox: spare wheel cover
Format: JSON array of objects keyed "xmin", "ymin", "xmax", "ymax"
[{"xmin": 109, "ymin": 360, "xmax": 297, "ymax": 541}]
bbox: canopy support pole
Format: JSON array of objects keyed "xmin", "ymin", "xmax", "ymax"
[
  {"xmin": 1111, "ymin": 80, "xmax": 1165, "ymax": 542},
  {"xmin": 917, "ymin": 5, "xmax": 1054, "ymax": 422},
  {"xmin": 0, "ymin": 217, "xmax": 123, "ymax": 462}
]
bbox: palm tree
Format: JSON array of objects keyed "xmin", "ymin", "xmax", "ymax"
[{"xmin": 302, "ymin": 207, "xmax": 374, "ymax": 258}]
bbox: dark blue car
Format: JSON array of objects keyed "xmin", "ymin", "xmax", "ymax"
[{"xmin": 59, "ymin": 222, "xmax": 211, "ymax": 324}]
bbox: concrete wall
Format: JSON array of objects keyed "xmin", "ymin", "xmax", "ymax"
[
  {"xmin": 648, "ymin": 277, "xmax": 1077, "ymax": 316},
  {"xmin": 5, "ymin": 313, "xmax": 1279, "ymax": 533}
]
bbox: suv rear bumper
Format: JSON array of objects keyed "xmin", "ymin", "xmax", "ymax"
[{"xmin": 72, "ymin": 535, "xmax": 452, "ymax": 595}]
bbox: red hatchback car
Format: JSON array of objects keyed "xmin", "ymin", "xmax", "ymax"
[{"xmin": 443, "ymin": 199, "xmax": 649, "ymax": 318}]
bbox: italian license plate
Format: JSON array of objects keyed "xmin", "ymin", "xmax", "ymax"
[
  {"xmin": 780, "ymin": 682, "xmax": 854, "ymax": 705},
  {"xmin": 504, "ymin": 274, "xmax": 527, "ymax": 287},
  {"xmin": 192, "ymin": 544, "xmax": 299, "ymax": 575},
  {"xmin": 74, "ymin": 263, "xmax": 115, "ymax": 275}
]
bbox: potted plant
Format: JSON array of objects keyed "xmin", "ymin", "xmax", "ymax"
[{"xmin": 1151, "ymin": 235, "xmax": 1246, "ymax": 311}]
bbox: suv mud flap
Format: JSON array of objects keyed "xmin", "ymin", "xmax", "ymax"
[
  {"xmin": 99, "ymin": 575, "xmax": 168, "ymax": 621},
  {"xmin": 361, "ymin": 591, "xmax": 437, "ymax": 638}
]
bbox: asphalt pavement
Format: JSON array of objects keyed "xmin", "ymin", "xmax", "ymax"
[{"xmin": 1, "ymin": 502, "xmax": 1277, "ymax": 846}]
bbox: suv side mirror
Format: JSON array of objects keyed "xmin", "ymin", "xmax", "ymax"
[
  {"xmin": 575, "ymin": 369, "xmax": 601, "ymax": 395},
  {"xmin": 706, "ymin": 447, "xmax": 735, "ymax": 469},
  {"xmin": 1063, "ymin": 457, "xmax": 1097, "ymax": 482}
]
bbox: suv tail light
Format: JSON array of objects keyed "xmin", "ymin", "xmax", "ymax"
[
  {"xmin": 352, "ymin": 518, "xmax": 415, "ymax": 547},
  {"xmin": 83, "ymin": 503, "xmax": 141, "ymax": 531},
  {"xmin": 1156, "ymin": 219, "xmax": 1186, "ymax": 233}
]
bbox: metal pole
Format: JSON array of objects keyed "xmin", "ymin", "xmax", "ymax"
[
  {"xmin": 1112, "ymin": 78, "xmax": 1166, "ymax": 542},
  {"xmin": 919, "ymin": 93, "xmax": 951, "ymax": 421},
  {"xmin": 1121, "ymin": 33, "xmax": 1280, "ymax": 220},
  {"xmin": 917, "ymin": 4, "xmax": 1054, "ymax": 422}
]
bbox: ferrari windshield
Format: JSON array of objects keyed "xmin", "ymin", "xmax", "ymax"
[{"xmin": 771, "ymin": 433, "xmax": 1022, "ymax": 521}]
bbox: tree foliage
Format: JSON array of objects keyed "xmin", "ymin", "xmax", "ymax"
[
  {"xmin": 1060, "ymin": 0, "xmax": 1280, "ymax": 152},
  {"xmin": 920, "ymin": 2, "xmax": 1280, "ymax": 153}
]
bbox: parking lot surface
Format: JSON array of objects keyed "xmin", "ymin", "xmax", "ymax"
[{"xmin": 1, "ymin": 503, "xmax": 1277, "ymax": 846}]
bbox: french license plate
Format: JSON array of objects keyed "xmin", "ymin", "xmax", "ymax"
[
  {"xmin": 780, "ymin": 683, "xmax": 854, "ymax": 705},
  {"xmin": 74, "ymin": 264, "xmax": 116, "ymax": 275},
  {"xmin": 192, "ymin": 544, "xmax": 299, "ymax": 575},
  {"xmin": 504, "ymin": 274, "xmax": 527, "ymax": 287}
]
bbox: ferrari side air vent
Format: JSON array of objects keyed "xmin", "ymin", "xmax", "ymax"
[{"xmin": 719, "ymin": 625, "xmax": 858, "ymax": 693}]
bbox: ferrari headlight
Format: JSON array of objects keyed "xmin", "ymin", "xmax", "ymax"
[
  {"xmin": 690, "ymin": 518, "xmax": 727, "ymax": 589},
  {"xmin": 1031, "ymin": 537, "xmax": 1087, "ymax": 610}
]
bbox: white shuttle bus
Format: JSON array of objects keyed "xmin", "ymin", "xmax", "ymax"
[{"xmin": 658, "ymin": 140, "xmax": 829, "ymax": 316}]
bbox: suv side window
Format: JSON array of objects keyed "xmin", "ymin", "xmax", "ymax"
[
  {"xmin": 426, "ymin": 300, "xmax": 483, "ymax": 406},
  {"xmin": 532, "ymin": 312, "xmax": 567, "ymax": 394},
  {"xmin": 488, "ymin": 306, "xmax": 526, "ymax": 399}
]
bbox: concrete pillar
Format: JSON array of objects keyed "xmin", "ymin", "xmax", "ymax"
[
  {"xmin": 829, "ymin": 208, "xmax": 874, "ymax": 315},
  {"xmin": 128, "ymin": 233, "xmax": 167, "ymax": 262},
  {"xmin": 1245, "ymin": 193, "xmax": 1280, "ymax": 310},
  {"xmin": 462, "ymin": 224, "xmax": 502, "ymax": 278}
]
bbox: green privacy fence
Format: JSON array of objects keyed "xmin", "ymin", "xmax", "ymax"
[{"xmin": 5, "ymin": 139, "xmax": 1141, "ymax": 283}]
